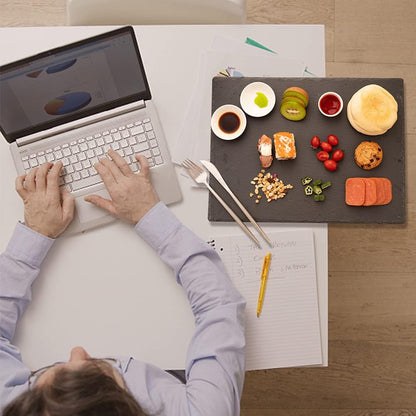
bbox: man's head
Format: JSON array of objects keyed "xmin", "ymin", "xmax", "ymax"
[
  {"xmin": 3, "ymin": 347, "xmax": 146, "ymax": 416},
  {"xmin": 29, "ymin": 346, "xmax": 126, "ymax": 389}
]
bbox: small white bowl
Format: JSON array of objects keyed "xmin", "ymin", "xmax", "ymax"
[
  {"xmin": 318, "ymin": 91, "xmax": 343, "ymax": 117},
  {"xmin": 211, "ymin": 104, "xmax": 247, "ymax": 140},
  {"xmin": 240, "ymin": 81, "xmax": 276, "ymax": 117}
]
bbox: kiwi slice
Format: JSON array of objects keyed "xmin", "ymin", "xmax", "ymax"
[
  {"xmin": 280, "ymin": 96, "xmax": 306, "ymax": 108},
  {"xmin": 282, "ymin": 90, "xmax": 309, "ymax": 107},
  {"xmin": 280, "ymin": 100, "xmax": 307, "ymax": 121}
]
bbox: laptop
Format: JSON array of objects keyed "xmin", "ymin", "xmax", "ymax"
[{"xmin": 0, "ymin": 26, "xmax": 182, "ymax": 233}]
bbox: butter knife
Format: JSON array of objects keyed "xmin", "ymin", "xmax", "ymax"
[{"xmin": 200, "ymin": 160, "xmax": 272, "ymax": 246}]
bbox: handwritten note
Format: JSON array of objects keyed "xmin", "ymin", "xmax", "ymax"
[{"xmin": 211, "ymin": 230, "xmax": 322, "ymax": 370}]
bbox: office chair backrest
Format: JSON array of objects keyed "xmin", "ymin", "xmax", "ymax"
[{"xmin": 67, "ymin": 0, "xmax": 246, "ymax": 25}]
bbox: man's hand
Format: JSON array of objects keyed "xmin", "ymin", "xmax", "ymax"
[
  {"xmin": 84, "ymin": 150, "xmax": 159, "ymax": 223},
  {"xmin": 15, "ymin": 161, "xmax": 75, "ymax": 238}
]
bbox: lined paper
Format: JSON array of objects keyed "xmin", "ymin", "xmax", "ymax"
[{"xmin": 211, "ymin": 230, "xmax": 322, "ymax": 370}]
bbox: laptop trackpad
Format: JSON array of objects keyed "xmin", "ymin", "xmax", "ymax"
[{"xmin": 76, "ymin": 189, "xmax": 112, "ymax": 223}]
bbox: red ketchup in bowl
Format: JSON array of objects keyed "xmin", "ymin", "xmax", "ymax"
[{"xmin": 318, "ymin": 92, "xmax": 343, "ymax": 117}]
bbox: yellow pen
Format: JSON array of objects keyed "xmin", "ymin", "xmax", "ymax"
[{"xmin": 257, "ymin": 252, "xmax": 271, "ymax": 317}]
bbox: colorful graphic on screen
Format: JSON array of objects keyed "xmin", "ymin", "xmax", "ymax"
[
  {"xmin": 26, "ymin": 70, "xmax": 44, "ymax": 79},
  {"xmin": 44, "ymin": 91, "xmax": 92, "ymax": 116},
  {"xmin": 46, "ymin": 59, "xmax": 77, "ymax": 74}
]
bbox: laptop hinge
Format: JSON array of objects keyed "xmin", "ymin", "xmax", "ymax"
[{"xmin": 16, "ymin": 100, "xmax": 146, "ymax": 147}]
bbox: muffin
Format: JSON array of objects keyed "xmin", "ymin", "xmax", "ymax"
[{"xmin": 354, "ymin": 141, "xmax": 383, "ymax": 170}]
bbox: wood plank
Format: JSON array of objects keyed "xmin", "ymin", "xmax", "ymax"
[
  {"xmin": 334, "ymin": 0, "xmax": 416, "ymax": 65},
  {"xmin": 0, "ymin": 0, "xmax": 66, "ymax": 26},
  {"xmin": 330, "ymin": 411, "xmax": 416, "ymax": 416},
  {"xmin": 242, "ymin": 340, "xmax": 416, "ymax": 409},
  {"xmin": 242, "ymin": 410, "xmax": 416, "ymax": 416},
  {"xmin": 242, "ymin": 410, "xmax": 328, "ymax": 416},
  {"xmin": 329, "ymin": 271, "xmax": 416, "ymax": 341},
  {"xmin": 328, "ymin": 202, "xmax": 416, "ymax": 273},
  {"xmin": 246, "ymin": 0, "xmax": 335, "ymax": 63}
]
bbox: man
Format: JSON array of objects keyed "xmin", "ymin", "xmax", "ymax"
[{"xmin": 0, "ymin": 150, "xmax": 246, "ymax": 415}]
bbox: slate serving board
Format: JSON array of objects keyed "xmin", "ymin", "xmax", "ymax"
[{"xmin": 208, "ymin": 77, "xmax": 405, "ymax": 223}]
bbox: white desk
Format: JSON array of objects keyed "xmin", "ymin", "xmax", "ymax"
[{"xmin": 0, "ymin": 25, "xmax": 327, "ymax": 370}]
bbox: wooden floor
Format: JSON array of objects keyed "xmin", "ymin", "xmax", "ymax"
[{"xmin": 1, "ymin": 1, "xmax": 415, "ymax": 415}]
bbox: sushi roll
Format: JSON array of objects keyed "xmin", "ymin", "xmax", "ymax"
[
  {"xmin": 273, "ymin": 132, "xmax": 296, "ymax": 160},
  {"xmin": 257, "ymin": 134, "xmax": 273, "ymax": 168}
]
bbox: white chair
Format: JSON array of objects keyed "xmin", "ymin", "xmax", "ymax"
[{"xmin": 66, "ymin": 0, "xmax": 246, "ymax": 25}]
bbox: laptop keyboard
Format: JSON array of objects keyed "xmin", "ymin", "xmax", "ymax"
[{"xmin": 20, "ymin": 118, "xmax": 164, "ymax": 192}]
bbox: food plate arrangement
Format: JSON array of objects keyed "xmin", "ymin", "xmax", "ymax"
[{"xmin": 208, "ymin": 77, "xmax": 405, "ymax": 223}]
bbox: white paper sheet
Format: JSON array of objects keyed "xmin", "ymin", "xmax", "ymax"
[
  {"xmin": 172, "ymin": 48, "xmax": 306, "ymax": 165},
  {"xmin": 210, "ymin": 230, "xmax": 322, "ymax": 370}
]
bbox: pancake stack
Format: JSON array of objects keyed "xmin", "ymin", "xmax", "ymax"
[{"xmin": 347, "ymin": 84, "xmax": 398, "ymax": 135}]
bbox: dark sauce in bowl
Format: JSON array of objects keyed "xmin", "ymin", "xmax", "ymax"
[{"xmin": 218, "ymin": 112, "xmax": 240, "ymax": 134}]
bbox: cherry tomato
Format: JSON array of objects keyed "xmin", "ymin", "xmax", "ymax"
[
  {"xmin": 310, "ymin": 136, "xmax": 320, "ymax": 149},
  {"xmin": 317, "ymin": 151, "xmax": 330, "ymax": 162},
  {"xmin": 327, "ymin": 134, "xmax": 339, "ymax": 146},
  {"xmin": 332, "ymin": 149, "xmax": 345, "ymax": 162},
  {"xmin": 320, "ymin": 141, "xmax": 333, "ymax": 152},
  {"xmin": 324, "ymin": 159, "xmax": 338, "ymax": 171}
]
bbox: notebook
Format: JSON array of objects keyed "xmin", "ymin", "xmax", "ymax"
[
  {"xmin": 209, "ymin": 229, "xmax": 322, "ymax": 370},
  {"xmin": 0, "ymin": 26, "xmax": 181, "ymax": 234}
]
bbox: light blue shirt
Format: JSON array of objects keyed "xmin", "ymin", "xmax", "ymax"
[{"xmin": 0, "ymin": 202, "xmax": 246, "ymax": 415}]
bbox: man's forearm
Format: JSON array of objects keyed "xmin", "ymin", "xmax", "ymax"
[
  {"xmin": 0, "ymin": 223, "xmax": 54, "ymax": 344},
  {"xmin": 0, "ymin": 223, "xmax": 55, "ymax": 410},
  {"xmin": 136, "ymin": 202, "xmax": 244, "ymax": 315}
]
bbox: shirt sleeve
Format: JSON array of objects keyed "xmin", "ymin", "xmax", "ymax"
[
  {"xmin": 0, "ymin": 223, "xmax": 54, "ymax": 411},
  {"xmin": 135, "ymin": 202, "xmax": 246, "ymax": 416}
]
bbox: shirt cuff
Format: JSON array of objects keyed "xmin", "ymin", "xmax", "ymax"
[
  {"xmin": 134, "ymin": 202, "xmax": 181, "ymax": 251},
  {"xmin": 5, "ymin": 222, "xmax": 55, "ymax": 268}
]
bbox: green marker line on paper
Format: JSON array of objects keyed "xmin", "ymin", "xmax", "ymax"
[
  {"xmin": 245, "ymin": 37, "xmax": 277, "ymax": 54},
  {"xmin": 304, "ymin": 67, "xmax": 318, "ymax": 77}
]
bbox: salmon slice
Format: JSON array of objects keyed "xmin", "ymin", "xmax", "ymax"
[
  {"xmin": 257, "ymin": 134, "xmax": 273, "ymax": 168},
  {"xmin": 345, "ymin": 178, "xmax": 366, "ymax": 206}
]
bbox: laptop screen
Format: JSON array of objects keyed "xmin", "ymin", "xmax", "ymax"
[{"xmin": 0, "ymin": 26, "xmax": 151, "ymax": 143}]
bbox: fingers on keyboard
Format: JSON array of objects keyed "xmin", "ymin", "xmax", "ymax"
[{"xmin": 20, "ymin": 119, "xmax": 163, "ymax": 192}]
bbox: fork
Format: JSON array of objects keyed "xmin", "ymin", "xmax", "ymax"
[
  {"xmin": 182, "ymin": 159, "xmax": 261, "ymax": 247},
  {"xmin": 200, "ymin": 159, "xmax": 272, "ymax": 246}
]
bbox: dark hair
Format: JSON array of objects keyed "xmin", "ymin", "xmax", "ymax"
[{"xmin": 3, "ymin": 361, "xmax": 147, "ymax": 416}]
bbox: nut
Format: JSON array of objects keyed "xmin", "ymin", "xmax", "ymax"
[{"xmin": 250, "ymin": 170, "xmax": 293, "ymax": 204}]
